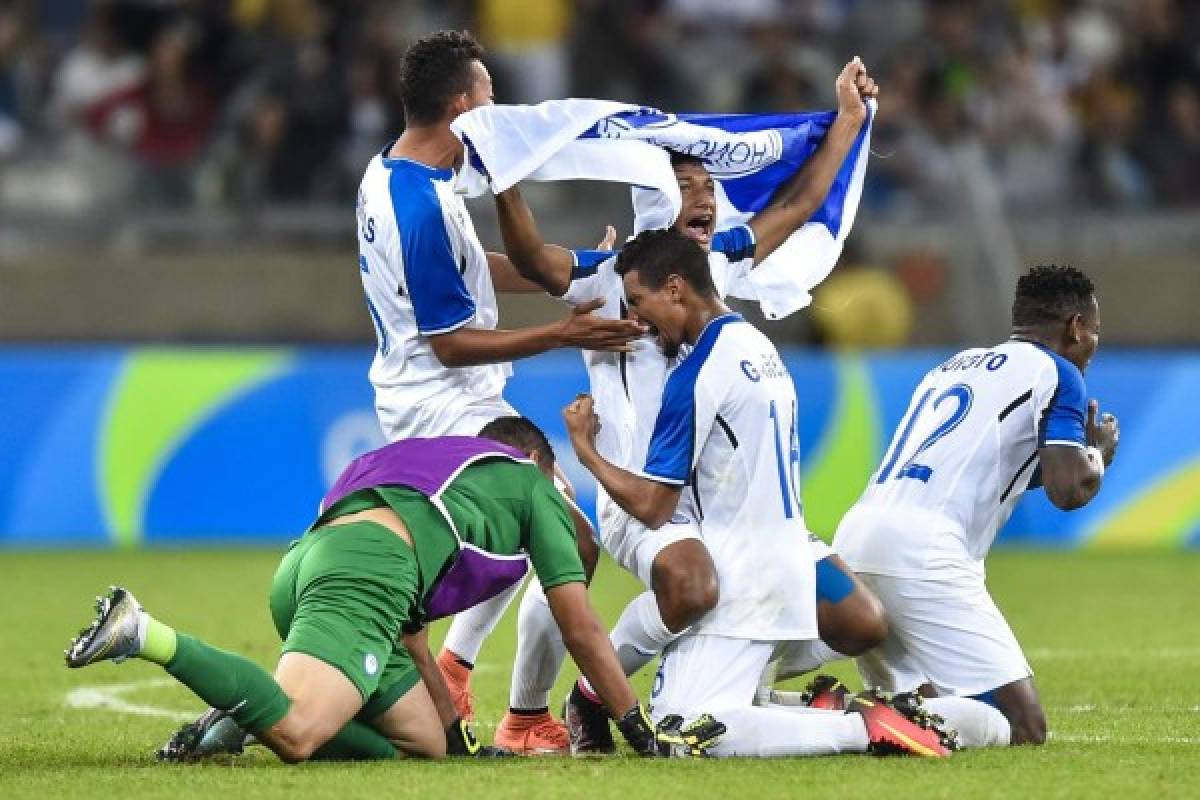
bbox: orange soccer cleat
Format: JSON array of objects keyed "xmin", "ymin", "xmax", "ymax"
[
  {"xmin": 494, "ymin": 710, "xmax": 570, "ymax": 755},
  {"xmin": 436, "ymin": 649, "xmax": 476, "ymax": 723},
  {"xmin": 848, "ymin": 690, "xmax": 958, "ymax": 758}
]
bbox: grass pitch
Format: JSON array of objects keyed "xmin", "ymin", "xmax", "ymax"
[{"xmin": 1, "ymin": 549, "xmax": 1196, "ymax": 799}]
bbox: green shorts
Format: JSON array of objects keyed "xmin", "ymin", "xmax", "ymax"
[{"xmin": 268, "ymin": 520, "xmax": 421, "ymax": 719}]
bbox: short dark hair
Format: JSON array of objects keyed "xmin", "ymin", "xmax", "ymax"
[
  {"xmin": 615, "ymin": 228, "xmax": 715, "ymax": 296},
  {"xmin": 669, "ymin": 150, "xmax": 706, "ymax": 170},
  {"xmin": 398, "ymin": 30, "xmax": 484, "ymax": 125},
  {"xmin": 477, "ymin": 416, "xmax": 554, "ymax": 465},
  {"xmin": 1012, "ymin": 265, "xmax": 1096, "ymax": 327}
]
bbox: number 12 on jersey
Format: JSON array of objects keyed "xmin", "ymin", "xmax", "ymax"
[
  {"xmin": 875, "ymin": 383, "xmax": 974, "ymax": 484},
  {"xmin": 770, "ymin": 399, "xmax": 803, "ymax": 518}
]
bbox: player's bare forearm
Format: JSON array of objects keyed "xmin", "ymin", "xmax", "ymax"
[
  {"xmin": 429, "ymin": 306, "xmax": 640, "ymax": 367},
  {"xmin": 494, "ymin": 189, "xmax": 574, "ymax": 296},
  {"xmin": 402, "ymin": 629, "xmax": 458, "ymax": 727},
  {"xmin": 1039, "ymin": 445, "xmax": 1104, "ymax": 510},
  {"xmin": 748, "ymin": 112, "xmax": 863, "ymax": 261},
  {"xmin": 573, "ymin": 440, "xmax": 680, "ymax": 529},
  {"xmin": 486, "ymin": 252, "xmax": 550, "ymax": 293},
  {"xmin": 545, "ymin": 582, "xmax": 638, "ymax": 717}
]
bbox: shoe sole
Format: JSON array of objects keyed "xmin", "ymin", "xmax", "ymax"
[{"xmin": 874, "ymin": 720, "xmax": 948, "ymax": 758}]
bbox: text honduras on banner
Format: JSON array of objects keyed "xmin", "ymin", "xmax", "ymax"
[{"xmin": 452, "ymin": 99, "xmax": 874, "ymax": 319}]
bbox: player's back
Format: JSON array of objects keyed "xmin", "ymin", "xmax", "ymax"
[
  {"xmin": 834, "ymin": 339, "xmax": 1085, "ymax": 578},
  {"xmin": 356, "ymin": 149, "xmax": 509, "ymax": 440},
  {"xmin": 642, "ymin": 313, "xmax": 816, "ymax": 641}
]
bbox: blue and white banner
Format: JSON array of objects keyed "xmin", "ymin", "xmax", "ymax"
[{"xmin": 452, "ymin": 99, "xmax": 874, "ymax": 319}]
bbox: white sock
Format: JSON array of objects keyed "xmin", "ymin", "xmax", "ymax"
[
  {"xmin": 924, "ymin": 697, "xmax": 1011, "ymax": 748},
  {"xmin": 704, "ymin": 706, "xmax": 869, "ymax": 758},
  {"xmin": 777, "ymin": 640, "xmax": 846, "ymax": 680},
  {"xmin": 611, "ymin": 590, "xmax": 680, "ymax": 677},
  {"xmin": 508, "ymin": 580, "xmax": 567, "ymax": 711},
  {"xmin": 441, "ymin": 575, "xmax": 525, "ymax": 664},
  {"xmin": 580, "ymin": 590, "xmax": 679, "ymax": 698}
]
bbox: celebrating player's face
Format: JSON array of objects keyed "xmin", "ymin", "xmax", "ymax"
[
  {"xmin": 621, "ymin": 270, "xmax": 685, "ymax": 358},
  {"xmin": 671, "ymin": 162, "xmax": 717, "ymax": 251}
]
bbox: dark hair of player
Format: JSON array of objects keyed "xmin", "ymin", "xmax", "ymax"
[
  {"xmin": 1011, "ymin": 265, "xmax": 1096, "ymax": 328},
  {"xmin": 477, "ymin": 416, "xmax": 555, "ymax": 465},
  {"xmin": 615, "ymin": 228, "xmax": 717, "ymax": 297},
  {"xmin": 398, "ymin": 30, "xmax": 485, "ymax": 125},
  {"xmin": 669, "ymin": 150, "xmax": 706, "ymax": 170}
]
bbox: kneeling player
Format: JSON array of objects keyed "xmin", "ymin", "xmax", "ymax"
[
  {"xmin": 833, "ymin": 265, "xmax": 1118, "ymax": 746},
  {"xmin": 564, "ymin": 230, "xmax": 954, "ymax": 757},
  {"xmin": 64, "ymin": 418, "xmax": 722, "ymax": 761}
]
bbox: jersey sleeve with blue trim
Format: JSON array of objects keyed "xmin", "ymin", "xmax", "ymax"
[
  {"xmin": 1038, "ymin": 351, "xmax": 1088, "ymax": 449},
  {"xmin": 389, "ymin": 170, "xmax": 475, "ymax": 335},
  {"xmin": 711, "ymin": 224, "xmax": 756, "ymax": 264}
]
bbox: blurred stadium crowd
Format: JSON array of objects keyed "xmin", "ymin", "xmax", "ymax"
[{"xmin": 1, "ymin": 0, "xmax": 1198, "ymax": 217}]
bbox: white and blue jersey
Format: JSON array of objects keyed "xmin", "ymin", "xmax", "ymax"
[
  {"xmin": 834, "ymin": 339, "xmax": 1090, "ymax": 579},
  {"xmin": 356, "ymin": 145, "xmax": 512, "ymax": 441},
  {"xmin": 562, "ymin": 225, "xmax": 757, "ymax": 471},
  {"xmin": 639, "ymin": 312, "xmax": 817, "ymax": 641}
]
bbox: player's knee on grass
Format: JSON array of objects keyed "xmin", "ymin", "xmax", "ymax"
[
  {"xmin": 651, "ymin": 540, "xmax": 719, "ymax": 633},
  {"xmin": 993, "ymin": 679, "xmax": 1047, "ymax": 746}
]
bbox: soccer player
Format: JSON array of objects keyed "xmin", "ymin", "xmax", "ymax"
[
  {"xmin": 356, "ymin": 30, "xmax": 642, "ymax": 751},
  {"xmin": 64, "ymin": 418, "xmax": 724, "ymax": 762},
  {"xmin": 562, "ymin": 229, "xmax": 954, "ymax": 758},
  {"xmin": 832, "ymin": 265, "xmax": 1119, "ymax": 747},
  {"xmin": 496, "ymin": 58, "xmax": 889, "ymax": 751}
]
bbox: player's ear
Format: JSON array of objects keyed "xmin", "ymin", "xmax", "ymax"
[
  {"xmin": 1066, "ymin": 312, "xmax": 1083, "ymax": 344},
  {"xmin": 528, "ymin": 448, "xmax": 553, "ymax": 476}
]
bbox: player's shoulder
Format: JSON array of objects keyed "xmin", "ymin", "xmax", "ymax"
[{"xmin": 710, "ymin": 225, "xmax": 755, "ymax": 263}]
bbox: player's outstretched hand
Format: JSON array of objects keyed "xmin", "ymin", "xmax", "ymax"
[
  {"xmin": 1087, "ymin": 399, "xmax": 1119, "ymax": 466},
  {"xmin": 563, "ymin": 393, "xmax": 601, "ymax": 451},
  {"xmin": 836, "ymin": 56, "xmax": 877, "ymax": 121},
  {"xmin": 558, "ymin": 298, "xmax": 645, "ymax": 352}
]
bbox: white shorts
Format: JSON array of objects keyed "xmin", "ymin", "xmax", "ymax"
[
  {"xmin": 596, "ymin": 492, "xmax": 700, "ymax": 586},
  {"xmin": 377, "ymin": 396, "xmax": 516, "ymax": 441},
  {"xmin": 854, "ymin": 572, "xmax": 1032, "ymax": 697},
  {"xmin": 649, "ymin": 634, "xmax": 777, "ymax": 721}
]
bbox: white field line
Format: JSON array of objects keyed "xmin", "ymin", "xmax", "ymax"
[
  {"xmin": 1051, "ymin": 733, "xmax": 1200, "ymax": 745},
  {"xmin": 1027, "ymin": 647, "xmax": 1200, "ymax": 660},
  {"xmin": 64, "ymin": 678, "xmax": 197, "ymax": 721}
]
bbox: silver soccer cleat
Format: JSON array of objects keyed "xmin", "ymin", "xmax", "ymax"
[
  {"xmin": 64, "ymin": 586, "xmax": 143, "ymax": 668},
  {"xmin": 157, "ymin": 707, "xmax": 248, "ymax": 762}
]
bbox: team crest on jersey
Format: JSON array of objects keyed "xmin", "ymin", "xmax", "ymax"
[
  {"xmin": 670, "ymin": 512, "xmax": 693, "ymax": 525},
  {"xmin": 364, "ymin": 653, "xmax": 379, "ymax": 676}
]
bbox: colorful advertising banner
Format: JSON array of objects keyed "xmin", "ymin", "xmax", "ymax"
[{"xmin": 1, "ymin": 347, "xmax": 1196, "ymax": 549}]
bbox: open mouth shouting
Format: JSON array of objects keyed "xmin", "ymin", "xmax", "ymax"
[{"xmin": 682, "ymin": 211, "xmax": 714, "ymax": 247}]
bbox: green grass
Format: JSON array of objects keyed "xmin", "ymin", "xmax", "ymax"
[{"xmin": 1, "ymin": 549, "xmax": 1197, "ymax": 798}]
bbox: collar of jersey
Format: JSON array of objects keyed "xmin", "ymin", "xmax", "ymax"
[
  {"xmin": 686, "ymin": 312, "xmax": 743, "ymax": 358},
  {"xmin": 380, "ymin": 142, "xmax": 454, "ymax": 180}
]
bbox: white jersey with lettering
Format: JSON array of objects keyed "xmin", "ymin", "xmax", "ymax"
[
  {"xmin": 562, "ymin": 225, "xmax": 757, "ymax": 470},
  {"xmin": 640, "ymin": 312, "xmax": 817, "ymax": 641},
  {"xmin": 356, "ymin": 146, "xmax": 513, "ymax": 441},
  {"xmin": 834, "ymin": 339, "xmax": 1090, "ymax": 580}
]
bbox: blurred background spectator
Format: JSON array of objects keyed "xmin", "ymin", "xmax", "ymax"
[{"xmin": 0, "ymin": 0, "xmax": 1197, "ymax": 346}]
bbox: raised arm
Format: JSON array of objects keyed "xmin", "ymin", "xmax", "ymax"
[
  {"xmin": 562, "ymin": 393, "xmax": 682, "ymax": 529},
  {"xmin": 747, "ymin": 57, "xmax": 877, "ymax": 263}
]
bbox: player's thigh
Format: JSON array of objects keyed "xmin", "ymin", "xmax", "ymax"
[
  {"xmin": 813, "ymin": 554, "xmax": 887, "ymax": 653},
  {"xmin": 271, "ymin": 651, "xmax": 365, "ymax": 745},
  {"xmin": 650, "ymin": 635, "xmax": 774, "ymax": 721},
  {"xmin": 873, "ymin": 573, "xmax": 1031, "ymax": 697},
  {"xmin": 367, "ymin": 675, "xmax": 446, "ymax": 758}
]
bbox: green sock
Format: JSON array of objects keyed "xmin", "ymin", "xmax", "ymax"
[
  {"xmin": 310, "ymin": 719, "xmax": 398, "ymax": 760},
  {"xmin": 165, "ymin": 634, "xmax": 291, "ymax": 733},
  {"xmin": 139, "ymin": 616, "xmax": 177, "ymax": 665}
]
